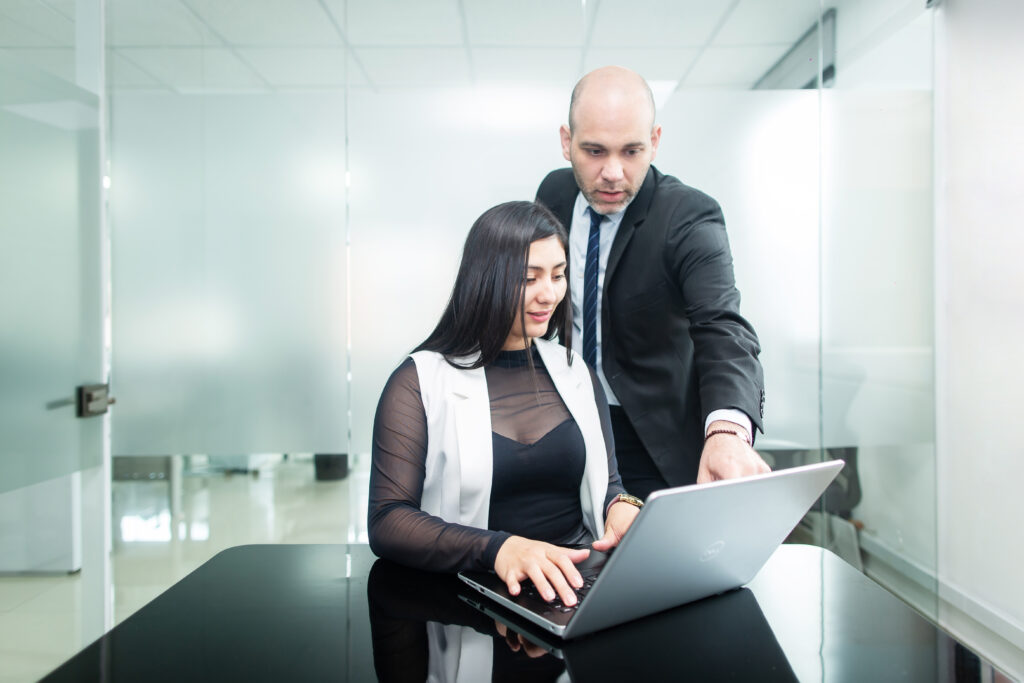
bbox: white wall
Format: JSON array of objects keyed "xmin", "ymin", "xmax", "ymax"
[{"xmin": 936, "ymin": 0, "xmax": 1024, "ymax": 675}]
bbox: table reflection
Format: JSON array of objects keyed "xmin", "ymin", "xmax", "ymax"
[
  {"xmin": 367, "ymin": 558, "xmax": 798, "ymax": 682},
  {"xmin": 368, "ymin": 559, "xmax": 567, "ymax": 682},
  {"xmin": 38, "ymin": 545, "xmax": 1003, "ymax": 682}
]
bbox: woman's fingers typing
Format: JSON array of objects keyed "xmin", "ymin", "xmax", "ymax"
[{"xmin": 494, "ymin": 536, "xmax": 590, "ymax": 605}]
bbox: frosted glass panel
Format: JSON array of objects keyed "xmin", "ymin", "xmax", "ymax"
[
  {"xmin": 818, "ymin": 4, "xmax": 936, "ymax": 617},
  {"xmin": 821, "ymin": 89, "xmax": 935, "ymax": 607},
  {"xmin": 656, "ymin": 91, "xmax": 822, "ymax": 449},
  {"xmin": 110, "ymin": 92, "xmax": 347, "ymax": 455},
  {"xmin": 346, "ymin": 86, "xmax": 821, "ymax": 456},
  {"xmin": 0, "ymin": 54, "xmax": 103, "ymax": 492},
  {"xmin": 347, "ymin": 85, "xmax": 568, "ymax": 455}
]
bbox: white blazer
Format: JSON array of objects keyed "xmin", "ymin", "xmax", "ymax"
[{"xmin": 410, "ymin": 337, "xmax": 609, "ymax": 541}]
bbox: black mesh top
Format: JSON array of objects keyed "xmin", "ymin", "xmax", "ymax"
[{"xmin": 368, "ymin": 346, "xmax": 625, "ymax": 573}]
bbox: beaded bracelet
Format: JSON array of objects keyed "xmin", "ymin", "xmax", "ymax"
[{"xmin": 704, "ymin": 428, "xmax": 752, "ymax": 447}]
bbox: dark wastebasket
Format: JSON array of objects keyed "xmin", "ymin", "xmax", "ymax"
[{"xmin": 314, "ymin": 453, "xmax": 349, "ymax": 481}]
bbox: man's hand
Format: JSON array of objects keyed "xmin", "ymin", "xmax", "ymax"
[
  {"xmin": 592, "ymin": 501, "xmax": 641, "ymax": 552},
  {"xmin": 494, "ymin": 536, "xmax": 590, "ymax": 606},
  {"xmin": 697, "ymin": 420, "xmax": 770, "ymax": 484}
]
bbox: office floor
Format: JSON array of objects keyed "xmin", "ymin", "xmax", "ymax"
[{"xmin": 0, "ymin": 456, "xmax": 368, "ymax": 683}]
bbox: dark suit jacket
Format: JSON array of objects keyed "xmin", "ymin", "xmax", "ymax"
[{"xmin": 537, "ymin": 166, "xmax": 765, "ymax": 486}]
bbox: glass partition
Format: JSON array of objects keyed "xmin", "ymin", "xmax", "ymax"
[
  {"xmin": 820, "ymin": 1, "xmax": 937, "ymax": 617},
  {"xmin": 343, "ymin": 0, "xmax": 939, "ymax": 625},
  {"xmin": 0, "ymin": 42, "xmax": 103, "ymax": 492},
  {"xmin": 107, "ymin": 7, "xmax": 348, "ymax": 456},
  {"xmin": 0, "ymin": 0, "xmax": 109, "ymax": 678},
  {"xmin": 347, "ymin": 83, "xmax": 567, "ymax": 454},
  {"xmin": 346, "ymin": 0, "xmax": 828, "ymax": 462}
]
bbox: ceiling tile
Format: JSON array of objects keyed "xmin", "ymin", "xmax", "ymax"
[
  {"xmin": 589, "ymin": 0, "xmax": 728, "ymax": 48},
  {"xmin": 239, "ymin": 47, "xmax": 368, "ymax": 88},
  {"xmin": 344, "ymin": 0, "xmax": 462, "ymax": 46},
  {"xmin": 463, "ymin": 0, "xmax": 585, "ymax": 47},
  {"xmin": 106, "ymin": 0, "xmax": 211, "ymax": 47},
  {"xmin": 116, "ymin": 47, "xmax": 268, "ymax": 90},
  {"xmin": 471, "ymin": 47, "xmax": 579, "ymax": 83},
  {"xmin": 107, "ymin": 48, "xmax": 167, "ymax": 88},
  {"xmin": 0, "ymin": 47, "xmax": 73, "ymax": 81},
  {"xmin": 714, "ymin": 0, "xmax": 820, "ymax": 46},
  {"xmin": 683, "ymin": 44, "xmax": 791, "ymax": 88},
  {"xmin": 355, "ymin": 46, "xmax": 469, "ymax": 86},
  {"xmin": 3, "ymin": 99, "xmax": 98, "ymax": 130},
  {"xmin": 184, "ymin": 0, "xmax": 342, "ymax": 47},
  {"xmin": 0, "ymin": 0, "xmax": 74, "ymax": 46},
  {"xmin": 583, "ymin": 47, "xmax": 701, "ymax": 82},
  {"xmin": 43, "ymin": 0, "xmax": 76, "ymax": 17}
]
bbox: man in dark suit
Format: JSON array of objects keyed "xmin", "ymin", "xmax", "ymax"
[{"xmin": 536, "ymin": 66, "xmax": 768, "ymax": 499}]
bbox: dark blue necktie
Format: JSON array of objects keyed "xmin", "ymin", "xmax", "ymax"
[{"xmin": 582, "ymin": 207, "xmax": 603, "ymax": 368}]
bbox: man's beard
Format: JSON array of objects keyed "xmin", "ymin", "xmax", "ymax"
[
  {"xmin": 581, "ymin": 184, "xmax": 637, "ymax": 214},
  {"xmin": 571, "ymin": 166, "xmax": 638, "ymax": 215}
]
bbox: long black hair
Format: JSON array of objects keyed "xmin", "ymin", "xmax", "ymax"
[{"xmin": 415, "ymin": 201, "xmax": 573, "ymax": 369}]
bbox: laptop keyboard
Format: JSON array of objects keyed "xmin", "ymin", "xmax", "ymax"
[{"xmin": 521, "ymin": 569, "xmax": 599, "ymax": 613}]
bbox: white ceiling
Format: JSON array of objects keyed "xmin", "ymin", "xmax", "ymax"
[{"xmin": 1, "ymin": 0, "xmax": 824, "ymax": 92}]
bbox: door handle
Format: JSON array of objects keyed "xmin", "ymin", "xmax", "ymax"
[{"xmin": 76, "ymin": 384, "xmax": 115, "ymax": 418}]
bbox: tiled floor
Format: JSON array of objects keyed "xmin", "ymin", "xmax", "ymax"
[{"xmin": 0, "ymin": 455, "xmax": 368, "ymax": 683}]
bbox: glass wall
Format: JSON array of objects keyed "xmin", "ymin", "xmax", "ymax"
[
  {"xmin": 0, "ymin": 0, "xmax": 109, "ymax": 678},
  {"xmin": 821, "ymin": 1, "xmax": 937, "ymax": 617},
  {"xmin": 106, "ymin": 3, "xmax": 348, "ymax": 456},
  {"xmin": 342, "ymin": 0, "xmax": 938, "ymax": 624}
]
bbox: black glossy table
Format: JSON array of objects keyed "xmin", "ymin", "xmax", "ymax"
[{"xmin": 42, "ymin": 544, "xmax": 992, "ymax": 682}]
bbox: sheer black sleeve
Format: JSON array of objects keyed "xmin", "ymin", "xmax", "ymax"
[
  {"xmin": 588, "ymin": 365, "xmax": 627, "ymax": 511},
  {"xmin": 367, "ymin": 358, "xmax": 510, "ymax": 573}
]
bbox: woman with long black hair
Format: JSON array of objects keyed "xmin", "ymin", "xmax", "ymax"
[{"xmin": 368, "ymin": 200, "xmax": 640, "ymax": 607}]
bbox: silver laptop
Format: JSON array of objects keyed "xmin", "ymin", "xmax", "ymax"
[{"xmin": 458, "ymin": 459, "xmax": 844, "ymax": 639}]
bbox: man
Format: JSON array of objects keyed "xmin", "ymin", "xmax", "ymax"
[{"xmin": 536, "ymin": 66, "xmax": 768, "ymax": 499}]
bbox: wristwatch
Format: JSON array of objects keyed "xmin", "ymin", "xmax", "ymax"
[{"xmin": 614, "ymin": 493, "xmax": 645, "ymax": 509}]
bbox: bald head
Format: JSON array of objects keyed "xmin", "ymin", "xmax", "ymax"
[
  {"xmin": 559, "ymin": 66, "xmax": 662, "ymax": 214},
  {"xmin": 568, "ymin": 66, "xmax": 656, "ymax": 133}
]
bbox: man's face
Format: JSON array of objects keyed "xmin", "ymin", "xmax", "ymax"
[{"xmin": 560, "ymin": 100, "xmax": 661, "ymax": 215}]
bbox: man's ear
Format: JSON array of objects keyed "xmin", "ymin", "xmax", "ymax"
[
  {"xmin": 560, "ymin": 124, "xmax": 572, "ymax": 162},
  {"xmin": 650, "ymin": 124, "xmax": 662, "ymax": 162}
]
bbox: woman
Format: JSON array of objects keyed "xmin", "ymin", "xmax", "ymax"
[{"xmin": 368, "ymin": 201, "xmax": 641, "ymax": 607}]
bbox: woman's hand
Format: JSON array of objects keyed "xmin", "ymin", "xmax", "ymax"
[
  {"xmin": 591, "ymin": 501, "xmax": 641, "ymax": 552},
  {"xmin": 494, "ymin": 621, "xmax": 548, "ymax": 658},
  {"xmin": 494, "ymin": 536, "xmax": 590, "ymax": 606}
]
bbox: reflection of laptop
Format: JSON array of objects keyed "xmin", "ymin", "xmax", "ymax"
[
  {"xmin": 460, "ymin": 586, "xmax": 798, "ymax": 681},
  {"xmin": 459, "ymin": 460, "xmax": 843, "ymax": 639}
]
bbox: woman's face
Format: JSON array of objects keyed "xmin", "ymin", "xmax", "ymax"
[{"xmin": 502, "ymin": 235, "xmax": 568, "ymax": 350}]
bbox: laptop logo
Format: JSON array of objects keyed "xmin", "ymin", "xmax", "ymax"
[{"xmin": 701, "ymin": 541, "xmax": 725, "ymax": 562}]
